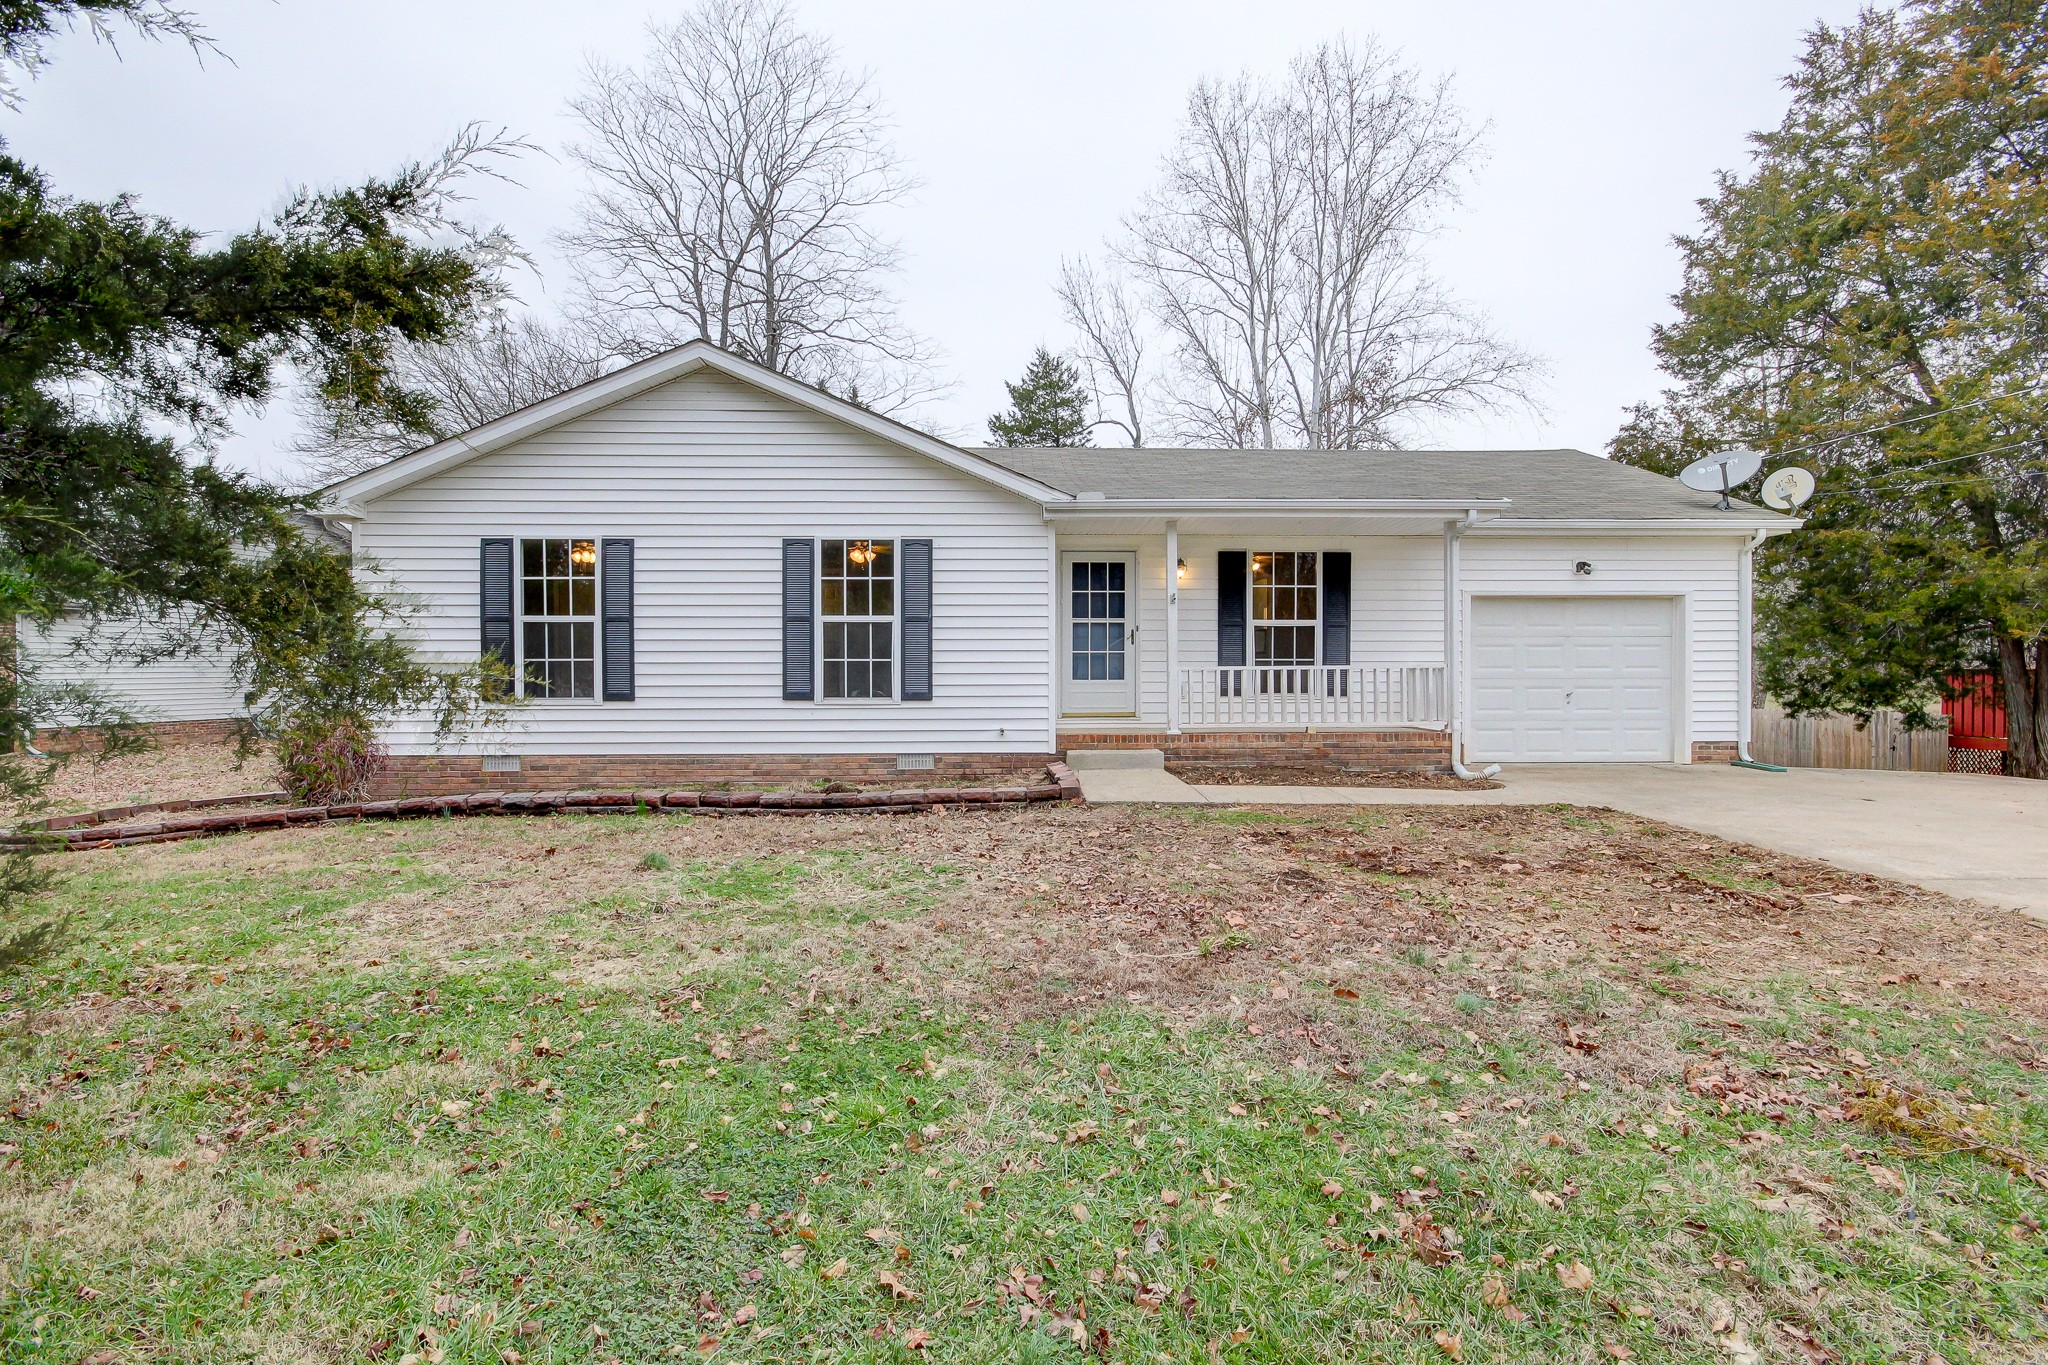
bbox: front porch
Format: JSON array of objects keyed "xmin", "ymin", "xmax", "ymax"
[{"xmin": 1052, "ymin": 513, "xmax": 1473, "ymax": 768}]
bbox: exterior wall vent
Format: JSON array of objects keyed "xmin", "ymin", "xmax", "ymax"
[
  {"xmin": 482, "ymin": 755, "xmax": 522, "ymax": 774},
  {"xmin": 895, "ymin": 753, "xmax": 936, "ymax": 771}
]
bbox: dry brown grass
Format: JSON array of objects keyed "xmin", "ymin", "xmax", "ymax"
[
  {"xmin": 73, "ymin": 799, "xmax": 2048, "ymax": 1062},
  {"xmin": 6, "ymin": 738, "xmax": 269, "ymax": 820}
]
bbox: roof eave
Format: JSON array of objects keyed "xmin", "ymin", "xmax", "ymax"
[
  {"xmin": 1477, "ymin": 516, "xmax": 1802, "ymax": 533},
  {"xmin": 1044, "ymin": 498, "xmax": 1515, "ymax": 516}
]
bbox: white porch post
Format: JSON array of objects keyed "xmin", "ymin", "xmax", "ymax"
[{"xmin": 1164, "ymin": 519, "xmax": 1181, "ymax": 735}]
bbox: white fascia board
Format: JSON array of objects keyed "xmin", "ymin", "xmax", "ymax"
[
  {"xmin": 1473, "ymin": 517, "xmax": 1801, "ymax": 535},
  {"xmin": 1044, "ymin": 498, "xmax": 1514, "ymax": 518},
  {"xmin": 316, "ymin": 341, "xmax": 1071, "ymax": 510}
]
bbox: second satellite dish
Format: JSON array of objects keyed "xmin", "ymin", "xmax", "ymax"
[
  {"xmin": 1680, "ymin": 448, "xmax": 1766, "ymax": 508},
  {"xmin": 1760, "ymin": 465, "xmax": 1816, "ymax": 512}
]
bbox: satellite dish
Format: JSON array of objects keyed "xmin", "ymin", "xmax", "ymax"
[
  {"xmin": 1759, "ymin": 465, "xmax": 1816, "ymax": 512},
  {"xmin": 1679, "ymin": 448, "xmax": 1766, "ymax": 509}
]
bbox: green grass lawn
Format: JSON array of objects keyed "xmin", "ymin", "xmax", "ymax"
[{"xmin": 1, "ymin": 804, "xmax": 2044, "ymax": 1363}]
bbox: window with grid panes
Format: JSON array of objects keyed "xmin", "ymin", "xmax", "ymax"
[
  {"xmin": 1251, "ymin": 551, "xmax": 1318, "ymax": 668},
  {"xmin": 821, "ymin": 539, "xmax": 895, "ymax": 699},
  {"xmin": 519, "ymin": 538, "xmax": 598, "ymax": 698}
]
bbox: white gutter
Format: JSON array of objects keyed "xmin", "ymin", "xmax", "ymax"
[
  {"xmin": 1045, "ymin": 498, "xmax": 1513, "ymax": 517},
  {"xmin": 1467, "ymin": 517, "xmax": 1800, "ymax": 533},
  {"xmin": 1442, "ymin": 511, "xmax": 1501, "ymax": 781}
]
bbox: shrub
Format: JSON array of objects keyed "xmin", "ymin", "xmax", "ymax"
[{"xmin": 273, "ymin": 716, "xmax": 387, "ymax": 805}]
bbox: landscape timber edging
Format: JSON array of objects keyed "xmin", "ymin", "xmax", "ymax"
[{"xmin": 5, "ymin": 763, "xmax": 1084, "ymax": 853}]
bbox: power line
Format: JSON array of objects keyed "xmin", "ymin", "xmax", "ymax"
[
  {"xmin": 1816, "ymin": 439, "xmax": 2043, "ymax": 495},
  {"xmin": 1756, "ymin": 385, "xmax": 2048, "ymax": 462}
]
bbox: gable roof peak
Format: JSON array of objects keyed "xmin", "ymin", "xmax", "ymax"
[{"xmin": 317, "ymin": 339, "xmax": 1067, "ymax": 511}]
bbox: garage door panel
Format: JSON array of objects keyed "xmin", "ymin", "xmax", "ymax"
[{"xmin": 1468, "ymin": 596, "xmax": 1675, "ymax": 764}]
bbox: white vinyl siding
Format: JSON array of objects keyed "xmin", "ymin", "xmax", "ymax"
[
  {"xmin": 352, "ymin": 368, "xmax": 1053, "ymax": 756},
  {"xmin": 19, "ymin": 614, "xmax": 244, "ymax": 726}
]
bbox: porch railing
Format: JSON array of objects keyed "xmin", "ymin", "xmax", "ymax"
[{"xmin": 1175, "ymin": 665, "xmax": 1448, "ymax": 729}]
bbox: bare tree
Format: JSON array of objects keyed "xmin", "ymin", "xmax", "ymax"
[
  {"xmin": 1076, "ymin": 39, "xmax": 1538, "ymax": 449},
  {"xmin": 561, "ymin": 0, "xmax": 939, "ymax": 411},
  {"xmin": 295, "ymin": 314, "xmax": 610, "ymax": 484},
  {"xmin": 1056, "ymin": 257, "xmax": 1149, "ymax": 446}
]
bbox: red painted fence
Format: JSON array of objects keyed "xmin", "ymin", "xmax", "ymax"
[{"xmin": 1944, "ymin": 672, "xmax": 2007, "ymax": 774}]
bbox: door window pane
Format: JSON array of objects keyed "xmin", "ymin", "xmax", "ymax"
[{"xmin": 1069, "ymin": 560, "xmax": 1128, "ymax": 682}]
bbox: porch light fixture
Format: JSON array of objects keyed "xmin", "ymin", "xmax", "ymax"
[
  {"xmin": 847, "ymin": 539, "xmax": 876, "ymax": 567},
  {"xmin": 1176, "ymin": 558, "xmax": 1188, "ymax": 582},
  {"xmin": 569, "ymin": 541, "xmax": 597, "ymax": 570}
]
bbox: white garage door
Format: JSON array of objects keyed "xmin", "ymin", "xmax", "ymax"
[{"xmin": 1469, "ymin": 597, "xmax": 1675, "ymax": 763}]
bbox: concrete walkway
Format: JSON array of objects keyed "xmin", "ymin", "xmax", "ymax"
[{"xmin": 1073, "ymin": 762, "xmax": 2048, "ymax": 922}]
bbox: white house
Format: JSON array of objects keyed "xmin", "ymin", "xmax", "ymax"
[
  {"xmin": 18, "ymin": 612, "xmax": 245, "ymax": 748},
  {"xmin": 304, "ymin": 341, "xmax": 1798, "ymax": 795}
]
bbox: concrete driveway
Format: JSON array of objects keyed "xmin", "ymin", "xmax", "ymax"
[{"xmin": 1077, "ymin": 761, "xmax": 2048, "ymax": 921}]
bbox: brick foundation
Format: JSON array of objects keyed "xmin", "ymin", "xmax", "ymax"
[
  {"xmin": 367, "ymin": 751, "xmax": 1059, "ymax": 800},
  {"xmin": 1690, "ymin": 741, "xmax": 1738, "ymax": 764},
  {"xmin": 33, "ymin": 717, "xmax": 243, "ymax": 753},
  {"xmin": 1058, "ymin": 728, "xmax": 1452, "ymax": 772}
]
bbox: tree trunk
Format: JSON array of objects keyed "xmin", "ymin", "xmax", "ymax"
[{"xmin": 1997, "ymin": 635, "xmax": 2047, "ymax": 779}]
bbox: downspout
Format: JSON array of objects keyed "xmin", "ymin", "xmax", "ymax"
[
  {"xmin": 1444, "ymin": 511, "xmax": 1501, "ymax": 781},
  {"xmin": 1732, "ymin": 527, "xmax": 1786, "ymax": 772}
]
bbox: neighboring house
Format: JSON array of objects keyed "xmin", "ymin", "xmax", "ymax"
[
  {"xmin": 312, "ymin": 341, "xmax": 1799, "ymax": 796},
  {"xmin": 18, "ymin": 514, "xmax": 349, "ymax": 748},
  {"xmin": 17, "ymin": 612, "xmax": 247, "ymax": 748}
]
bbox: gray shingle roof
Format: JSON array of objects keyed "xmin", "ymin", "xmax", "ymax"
[{"xmin": 976, "ymin": 446, "xmax": 1782, "ymax": 521}]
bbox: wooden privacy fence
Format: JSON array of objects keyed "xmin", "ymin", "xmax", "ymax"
[{"xmin": 1749, "ymin": 704, "xmax": 1950, "ymax": 772}]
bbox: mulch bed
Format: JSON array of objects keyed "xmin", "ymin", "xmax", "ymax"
[
  {"xmin": 6, "ymin": 764, "xmax": 1080, "ymax": 851},
  {"xmin": 1167, "ymin": 762, "xmax": 1503, "ymax": 790}
]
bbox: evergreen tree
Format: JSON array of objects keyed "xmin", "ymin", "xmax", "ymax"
[
  {"xmin": 987, "ymin": 347, "xmax": 1093, "ymax": 447},
  {"xmin": 1612, "ymin": 0, "xmax": 2048, "ymax": 778},
  {"xmin": 0, "ymin": 3, "xmax": 514, "ymax": 955}
]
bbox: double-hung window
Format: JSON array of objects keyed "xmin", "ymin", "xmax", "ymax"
[
  {"xmin": 821, "ymin": 538, "xmax": 895, "ymax": 700},
  {"xmin": 1251, "ymin": 550, "xmax": 1318, "ymax": 692},
  {"xmin": 519, "ymin": 537, "xmax": 598, "ymax": 699}
]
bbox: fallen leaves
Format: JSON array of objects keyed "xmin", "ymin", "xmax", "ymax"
[
  {"xmin": 1558, "ymin": 1021, "xmax": 1601, "ymax": 1053},
  {"xmin": 875, "ymin": 1269, "xmax": 921, "ymax": 1302},
  {"xmin": 820, "ymin": 1257, "xmax": 850, "ymax": 1281},
  {"xmin": 1400, "ymin": 1211, "xmax": 1462, "ymax": 1267},
  {"xmin": 1433, "ymin": 1329, "xmax": 1464, "ymax": 1360},
  {"xmin": 1557, "ymin": 1259, "xmax": 1595, "ymax": 1291}
]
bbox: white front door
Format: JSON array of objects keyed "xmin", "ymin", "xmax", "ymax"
[
  {"xmin": 1468, "ymin": 596, "xmax": 1677, "ymax": 762},
  {"xmin": 1062, "ymin": 553, "xmax": 1136, "ymax": 716}
]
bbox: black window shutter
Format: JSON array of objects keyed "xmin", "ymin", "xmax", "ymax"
[
  {"xmin": 479, "ymin": 538, "xmax": 514, "ymax": 692},
  {"xmin": 1321, "ymin": 551, "xmax": 1352, "ymax": 666},
  {"xmin": 782, "ymin": 538, "xmax": 816, "ymax": 700},
  {"xmin": 600, "ymin": 538, "xmax": 635, "ymax": 701},
  {"xmin": 901, "ymin": 538, "xmax": 933, "ymax": 701},
  {"xmin": 1216, "ymin": 550, "xmax": 1247, "ymax": 667}
]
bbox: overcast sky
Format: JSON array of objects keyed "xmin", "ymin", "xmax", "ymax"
[{"xmin": 14, "ymin": 0, "xmax": 1869, "ymax": 479}]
